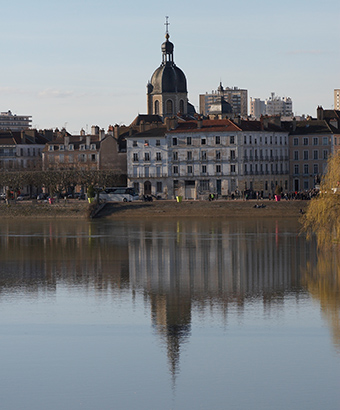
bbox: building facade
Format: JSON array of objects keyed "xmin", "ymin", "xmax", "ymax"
[
  {"xmin": 127, "ymin": 118, "xmax": 290, "ymax": 199},
  {"xmin": 0, "ymin": 110, "xmax": 32, "ymax": 131},
  {"xmin": 250, "ymin": 93, "xmax": 293, "ymax": 119},
  {"xmin": 334, "ymin": 89, "xmax": 340, "ymax": 111},
  {"xmin": 199, "ymin": 83, "xmax": 248, "ymax": 117}
]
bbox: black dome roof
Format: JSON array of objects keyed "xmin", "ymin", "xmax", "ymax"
[{"xmin": 150, "ymin": 64, "xmax": 187, "ymax": 94}]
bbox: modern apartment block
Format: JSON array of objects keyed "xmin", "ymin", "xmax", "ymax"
[
  {"xmin": 334, "ymin": 89, "xmax": 340, "ymax": 110},
  {"xmin": 250, "ymin": 93, "xmax": 293, "ymax": 119},
  {"xmin": 0, "ymin": 110, "xmax": 32, "ymax": 131},
  {"xmin": 199, "ymin": 83, "xmax": 248, "ymax": 117}
]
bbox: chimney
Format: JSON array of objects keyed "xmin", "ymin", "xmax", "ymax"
[
  {"xmin": 86, "ymin": 135, "xmax": 91, "ymax": 148},
  {"xmin": 197, "ymin": 117, "xmax": 203, "ymax": 129},
  {"xmin": 114, "ymin": 124, "xmax": 119, "ymax": 139},
  {"xmin": 317, "ymin": 106, "xmax": 324, "ymax": 121},
  {"xmin": 80, "ymin": 128, "xmax": 85, "ymax": 136},
  {"xmin": 139, "ymin": 120, "xmax": 145, "ymax": 133},
  {"xmin": 21, "ymin": 131, "xmax": 26, "ymax": 144},
  {"xmin": 99, "ymin": 129, "xmax": 105, "ymax": 141},
  {"xmin": 64, "ymin": 136, "xmax": 69, "ymax": 146},
  {"xmin": 292, "ymin": 117, "xmax": 297, "ymax": 132},
  {"xmin": 165, "ymin": 117, "xmax": 171, "ymax": 131}
]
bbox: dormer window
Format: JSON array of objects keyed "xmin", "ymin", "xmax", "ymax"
[
  {"xmin": 48, "ymin": 145, "xmax": 54, "ymax": 151},
  {"xmin": 59, "ymin": 145, "xmax": 64, "ymax": 151},
  {"xmin": 80, "ymin": 144, "xmax": 85, "ymax": 151},
  {"xmin": 68, "ymin": 144, "xmax": 74, "ymax": 151},
  {"xmin": 90, "ymin": 144, "xmax": 96, "ymax": 150}
]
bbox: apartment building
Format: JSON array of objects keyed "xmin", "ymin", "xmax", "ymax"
[{"xmin": 0, "ymin": 110, "xmax": 32, "ymax": 131}]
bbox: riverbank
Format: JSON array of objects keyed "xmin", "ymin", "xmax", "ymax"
[
  {"xmin": 0, "ymin": 198, "xmax": 310, "ymax": 219},
  {"xmin": 97, "ymin": 199, "xmax": 309, "ymax": 219}
]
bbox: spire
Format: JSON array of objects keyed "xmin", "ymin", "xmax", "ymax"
[{"xmin": 162, "ymin": 16, "xmax": 174, "ymax": 65}]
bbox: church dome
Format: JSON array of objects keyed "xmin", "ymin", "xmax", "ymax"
[
  {"xmin": 150, "ymin": 64, "xmax": 187, "ymax": 94},
  {"xmin": 148, "ymin": 29, "xmax": 187, "ymax": 95}
]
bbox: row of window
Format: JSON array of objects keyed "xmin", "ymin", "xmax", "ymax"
[
  {"xmin": 172, "ymin": 136, "xmax": 235, "ymax": 146},
  {"xmin": 293, "ymin": 137, "xmax": 329, "ymax": 146},
  {"xmin": 293, "ymin": 164, "xmax": 324, "ymax": 175},
  {"xmin": 293, "ymin": 150, "xmax": 328, "ymax": 160},
  {"xmin": 48, "ymin": 144, "xmax": 97, "ymax": 151},
  {"xmin": 48, "ymin": 153, "xmax": 97, "ymax": 163},
  {"xmin": 172, "ymin": 164, "xmax": 236, "ymax": 175},
  {"xmin": 19, "ymin": 148, "xmax": 42, "ymax": 157}
]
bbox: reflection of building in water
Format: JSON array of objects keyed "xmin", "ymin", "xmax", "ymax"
[
  {"xmin": 302, "ymin": 251, "xmax": 340, "ymax": 353},
  {"xmin": 128, "ymin": 219, "xmax": 315, "ymax": 378},
  {"xmin": 0, "ymin": 221, "xmax": 130, "ymax": 295}
]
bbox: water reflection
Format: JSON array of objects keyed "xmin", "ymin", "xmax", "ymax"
[
  {"xmin": 302, "ymin": 250, "xmax": 340, "ymax": 353},
  {"xmin": 0, "ymin": 218, "xmax": 337, "ymax": 382}
]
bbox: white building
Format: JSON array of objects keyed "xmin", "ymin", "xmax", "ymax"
[
  {"xmin": 0, "ymin": 110, "xmax": 32, "ymax": 131},
  {"xmin": 127, "ymin": 118, "xmax": 290, "ymax": 199},
  {"xmin": 250, "ymin": 93, "xmax": 293, "ymax": 118}
]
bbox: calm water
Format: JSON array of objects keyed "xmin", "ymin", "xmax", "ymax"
[{"xmin": 0, "ymin": 218, "xmax": 339, "ymax": 410}]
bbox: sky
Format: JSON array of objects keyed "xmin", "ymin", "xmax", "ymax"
[{"xmin": 0, "ymin": 0, "xmax": 339, "ymax": 134}]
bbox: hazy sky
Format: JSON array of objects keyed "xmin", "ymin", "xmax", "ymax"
[{"xmin": 1, "ymin": 0, "xmax": 339, "ymax": 133}]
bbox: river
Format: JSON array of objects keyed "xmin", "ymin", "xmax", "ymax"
[{"xmin": 0, "ymin": 218, "xmax": 339, "ymax": 410}]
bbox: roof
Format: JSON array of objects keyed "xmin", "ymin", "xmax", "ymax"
[
  {"xmin": 289, "ymin": 120, "xmax": 334, "ymax": 135},
  {"xmin": 125, "ymin": 126, "xmax": 168, "ymax": 139},
  {"xmin": 129, "ymin": 114, "xmax": 163, "ymax": 127}
]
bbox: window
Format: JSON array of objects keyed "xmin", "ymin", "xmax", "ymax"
[
  {"xmin": 68, "ymin": 144, "xmax": 74, "ymax": 151},
  {"xmin": 230, "ymin": 136, "xmax": 235, "ymax": 144},
  {"xmin": 202, "ymin": 165, "xmax": 207, "ymax": 173},
  {"xmin": 216, "ymin": 151, "xmax": 221, "ymax": 160},
  {"xmin": 91, "ymin": 154, "xmax": 96, "ymax": 162},
  {"xmin": 244, "ymin": 135, "xmax": 247, "ymax": 144},
  {"xmin": 79, "ymin": 153, "xmax": 86, "ymax": 162},
  {"xmin": 215, "ymin": 136, "xmax": 221, "ymax": 144},
  {"xmin": 173, "ymin": 151, "xmax": 178, "ymax": 161},
  {"xmin": 323, "ymin": 137, "xmax": 328, "ymax": 145},
  {"xmin": 133, "ymin": 166, "xmax": 138, "ymax": 177},
  {"xmin": 187, "ymin": 137, "xmax": 192, "ymax": 145},
  {"xmin": 144, "ymin": 152, "xmax": 150, "ymax": 161},
  {"xmin": 133, "ymin": 141, "xmax": 138, "ymax": 147},
  {"xmin": 166, "ymin": 99, "xmax": 173, "ymax": 114},
  {"xmin": 303, "ymin": 137, "xmax": 308, "ymax": 146},
  {"xmin": 323, "ymin": 150, "xmax": 328, "ymax": 159},
  {"xmin": 156, "ymin": 166, "xmax": 161, "ymax": 177},
  {"xmin": 144, "ymin": 140, "xmax": 149, "ymax": 146},
  {"xmin": 156, "ymin": 181, "xmax": 162, "ymax": 192},
  {"xmin": 180, "ymin": 100, "xmax": 184, "ymax": 113},
  {"xmin": 249, "ymin": 136, "xmax": 252, "ymax": 144},
  {"xmin": 293, "ymin": 138, "xmax": 298, "ymax": 146},
  {"xmin": 294, "ymin": 164, "xmax": 299, "ymax": 174},
  {"xmin": 200, "ymin": 180, "xmax": 209, "ymax": 191},
  {"xmin": 80, "ymin": 144, "xmax": 85, "ymax": 150},
  {"xmin": 59, "ymin": 145, "xmax": 64, "ymax": 151},
  {"xmin": 156, "ymin": 152, "xmax": 161, "ymax": 161},
  {"xmin": 230, "ymin": 164, "xmax": 236, "ymax": 173},
  {"xmin": 294, "ymin": 151, "xmax": 299, "ymax": 160},
  {"xmin": 303, "ymin": 151, "xmax": 309, "ymax": 160},
  {"xmin": 187, "ymin": 151, "xmax": 192, "ymax": 160},
  {"xmin": 90, "ymin": 144, "xmax": 96, "ymax": 150},
  {"xmin": 133, "ymin": 153, "xmax": 138, "ymax": 162},
  {"xmin": 156, "ymin": 140, "xmax": 160, "ymax": 146},
  {"xmin": 313, "ymin": 164, "xmax": 319, "ymax": 174},
  {"xmin": 303, "ymin": 164, "xmax": 309, "ymax": 174},
  {"xmin": 48, "ymin": 145, "xmax": 54, "ymax": 151},
  {"xmin": 133, "ymin": 182, "xmax": 139, "ymax": 192},
  {"xmin": 144, "ymin": 167, "xmax": 149, "ymax": 178},
  {"xmin": 187, "ymin": 165, "xmax": 193, "ymax": 174},
  {"xmin": 154, "ymin": 100, "xmax": 159, "ymax": 115},
  {"xmin": 313, "ymin": 137, "xmax": 318, "ymax": 145},
  {"xmin": 172, "ymin": 137, "xmax": 177, "ymax": 146},
  {"xmin": 201, "ymin": 151, "xmax": 207, "ymax": 160},
  {"xmin": 173, "ymin": 165, "xmax": 178, "ymax": 174},
  {"xmin": 230, "ymin": 150, "xmax": 235, "ymax": 160},
  {"xmin": 265, "ymin": 137, "xmax": 268, "ymax": 144},
  {"xmin": 304, "ymin": 180, "xmax": 309, "ymax": 190},
  {"xmin": 313, "ymin": 150, "xmax": 318, "ymax": 160},
  {"xmin": 216, "ymin": 164, "xmax": 221, "ymax": 173},
  {"xmin": 201, "ymin": 138, "xmax": 206, "ymax": 145}
]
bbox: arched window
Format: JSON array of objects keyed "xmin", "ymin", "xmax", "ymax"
[
  {"xmin": 179, "ymin": 100, "xmax": 184, "ymax": 113},
  {"xmin": 166, "ymin": 99, "xmax": 173, "ymax": 115},
  {"xmin": 154, "ymin": 100, "xmax": 159, "ymax": 115}
]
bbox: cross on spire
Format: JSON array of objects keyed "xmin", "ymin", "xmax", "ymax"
[{"xmin": 164, "ymin": 16, "xmax": 170, "ymax": 36}]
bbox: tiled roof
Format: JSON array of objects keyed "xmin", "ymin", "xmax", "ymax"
[
  {"xmin": 126, "ymin": 126, "xmax": 167, "ymax": 139},
  {"xmin": 289, "ymin": 120, "xmax": 333, "ymax": 135},
  {"xmin": 129, "ymin": 114, "xmax": 163, "ymax": 126},
  {"xmin": 168, "ymin": 119, "xmax": 241, "ymax": 133}
]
